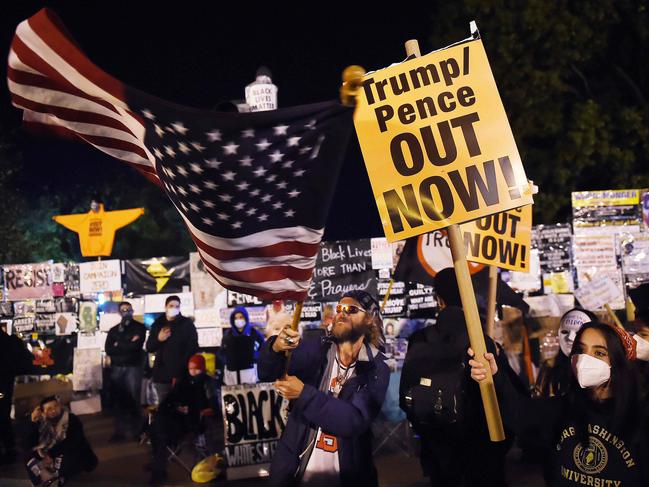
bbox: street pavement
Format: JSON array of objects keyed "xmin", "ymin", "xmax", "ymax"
[{"xmin": 0, "ymin": 413, "xmax": 544, "ymax": 486}]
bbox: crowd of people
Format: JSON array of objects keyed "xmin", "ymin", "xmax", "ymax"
[{"xmin": 1, "ymin": 278, "xmax": 649, "ymax": 486}]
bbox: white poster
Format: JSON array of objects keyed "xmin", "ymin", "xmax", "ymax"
[
  {"xmin": 573, "ymin": 235, "xmax": 617, "ymax": 280},
  {"xmin": 72, "ymin": 348, "xmax": 103, "ymax": 391},
  {"xmin": 194, "ymin": 308, "xmax": 220, "ymax": 328},
  {"xmin": 197, "ymin": 327, "xmax": 222, "ymax": 347},
  {"xmin": 99, "ymin": 312, "xmax": 121, "ymax": 332},
  {"xmin": 574, "ymin": 276, "xmax": 624, "ymax": 311},
  {"xmin": 190, "ymin": 252, "xmax": 224, "ymax": 309},
  {"xmin": 370, "ymin": 237, "xmax": 393, "ymax": 270},
  {"xmin": 508, "ymin": 248, "xmax": 542, "ymax": 292},
  {"xmin": 124, "ymin": 297, "xmax": 145, "ymax": 316},
  {"xmin": 79, "ymin": 259, "xmax": 122, "ymax": 294},
  {"xmin": 144, "ymin": 292, "xmax": 194, "ymax": 316},
  {"xmin": 77, "ymin": 332, "xmax": 107, "ymax": 350}
]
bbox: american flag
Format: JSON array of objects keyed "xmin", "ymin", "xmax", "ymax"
[{"xmin": 7, "ymin": 8, "xmax": 353, "ymax": 301}]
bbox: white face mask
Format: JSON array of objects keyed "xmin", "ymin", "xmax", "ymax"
[
  {"xmin": 571, "ymin": 354, "xmax": 611, "ymax": 389},
  {"xmin": 166, "ymin": 307, "xmax": 180, "ymax": 319},
  {"xmin": 559, "ymin": 310, "xmax": 591, "ymax": 356},
  {"xmin": 234, "ymin": 318, "xmax": 246, "ymax": 329}
]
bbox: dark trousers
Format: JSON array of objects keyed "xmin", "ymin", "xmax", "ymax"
[
  {"xmin": 150, "ymin": 410, "xmax": 202, "ymax": 474},
  {"xmin": 110, "ymin": 366, "xmax": 143, "ymax": 436},
  {"xmin": 421, "ymin": 434, "xmax": 509, "ymax": 487},
  {"xmin": 0, "ymin": 382, "xmax": 15, "ymax": 457}
]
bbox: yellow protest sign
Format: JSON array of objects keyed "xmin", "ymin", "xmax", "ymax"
[
  {"xmin": 354, "ymin": 36, "xmax": 533, "ymax": 242},
  {"xmin": 461, "ymin": 205, "xmax": 532, "ymax": 272}
]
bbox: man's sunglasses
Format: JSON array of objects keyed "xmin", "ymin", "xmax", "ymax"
[{"xmin": 335, "ymin": 304, "xmax": 366, "ymax": 315}]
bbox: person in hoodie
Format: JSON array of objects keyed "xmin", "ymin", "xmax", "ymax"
[
  {"xmin": 105, "ymin": 301, "xmax": 146, "ymax": 442},
  {"xmin": 258, "ymin": 290, "xmax": 390, "ymax": 487},
  {"xmin": 148, "ymin": 354, "xmax": 217, "ymax": 486},
  {"xmin": 221, "ymin": 307, "xmax": 265, "ymax": 385},
  {"xmin": 146, "ymin": 295, "xmax": 198, "ymax": 405}
]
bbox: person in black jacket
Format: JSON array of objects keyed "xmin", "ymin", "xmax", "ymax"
[
  {"xmin": 148, "ymin": 354, "xmax": 217, "ymax": 486},
  {"xmin": 25, "ymin": 395, "xmax": 97, "ymax": 486},
  {"xmin": 221, "ymin": 307, "xmax": 265, "ymax": 385},
  {"xmin": 399, "ymin": 267, "xmax": 518, "ymax": 487},
  {"xmin": 105, "ymin": 301, "xmax": 146, "ymax": 441},
  {"xmin": 145, "ymin": 295, "xmax": 198, "ymax": 405},
  {"xmin": 0, "ymin": 328, "xmax": 33, "ymax": 464}
]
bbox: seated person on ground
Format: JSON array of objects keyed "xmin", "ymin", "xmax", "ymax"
[{"xmin": 25, "ymin": 395, "xmax": 97, "ymax": 486}]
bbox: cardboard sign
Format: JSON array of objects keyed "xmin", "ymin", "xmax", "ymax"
[
  {"xmin": 72, "ymin": 348, "xmax": 103, "ymax": 391},
  {"xmin": 3, "ymin": 263, "xmax": 53, "ymax": 300},
  {"xmin": 79, "ymin": 259, "xmax": 122, "ymax": 294},
  {"xmin": 574, "ymin": 276, "xmax": 624, "ymax": 311},
  {"xmin": 461, "ymin": 205, "xmax": 532, "ymax": 272},
  {"xmin": 354, "ymin": 36, "xmax": 533, "ymax": 242},
  {"xmin": 221, "ymin": 382, "xmax": 287, "ymax": 471}
]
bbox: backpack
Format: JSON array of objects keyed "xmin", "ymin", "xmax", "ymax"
[{"xmin": 400, "ymin": 328, "xmax": 468, "ymax": 433}]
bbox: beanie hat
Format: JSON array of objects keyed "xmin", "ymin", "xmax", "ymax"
[{"xmin": 188, "ymin": 354, "xmax": 206, "ymax": 372}]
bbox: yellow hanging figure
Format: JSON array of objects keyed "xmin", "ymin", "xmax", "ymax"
[{"xmin": 53, "ymin": 200, "xmax": 144, "ymax": 257}]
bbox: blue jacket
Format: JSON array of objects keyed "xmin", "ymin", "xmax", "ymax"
[{"xmin": 258, "ymin": 334, "xmax": 389, "ymax": 487}]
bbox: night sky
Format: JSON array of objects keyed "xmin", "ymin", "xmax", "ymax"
[{"xmin": 0, "ymin": 2, "xmax": 455, "ymax": 241}]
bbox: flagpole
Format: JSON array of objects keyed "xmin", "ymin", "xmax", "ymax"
[
  {"xmin": 405, "ymin": 39, "xmax": 505, "ymax": 442},
  {"xmin": 485, "ymin": 265, "xmax": 498, "ymax": 338}
]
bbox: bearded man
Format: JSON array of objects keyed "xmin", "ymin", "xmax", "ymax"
[{"xmin": 258, "ymin": 290, "xmax": 389, "ymax": 487}]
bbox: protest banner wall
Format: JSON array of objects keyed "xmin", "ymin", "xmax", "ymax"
[
  {"xmin": 221, "ymin": 382, "xmax": 287, "ymax": 479},
  {"xmin": 79, "ymin": 259, "xmax": 121, "ymax": 294},
  {"xmin": 124, "ymin": 256, "xmax": 190, "ymax": 294},
  {"xmin": 572, "ymin": 190, "xmax": 642, "ymax": 235},
  {"xmin": 3, "ymin": 263, "xmax": 53, "ymax": 300},
  {"xmin": 308, "ymin": 240, "xmax": 377, "ymax": 301},
  {"xmin": 354, "ymin": 36, "xmax": 533, "ymax": 242}
]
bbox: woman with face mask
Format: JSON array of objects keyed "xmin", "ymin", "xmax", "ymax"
[
  {"xmin": 221, "ymin": 307, "xmax": 265, "ymax": 385},
  {"xmin": 535, "ymin": 308, "xmax": 598, "ymax": 398},
  {"xmin": 470, "ymin": 320, "xmax": 649, "ymax": 486}
]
